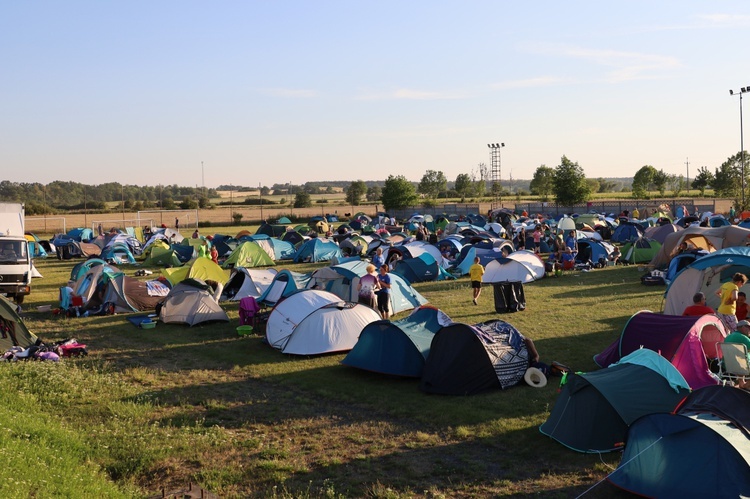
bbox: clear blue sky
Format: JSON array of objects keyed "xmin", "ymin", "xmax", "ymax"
[{"xmin": 3, "ymin": 2, "xmax": 749, "ymax": 188}]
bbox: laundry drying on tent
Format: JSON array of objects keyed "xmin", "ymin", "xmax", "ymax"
[
  {"xmin": 265, "ymin": 289, "xmax": 380, "ymax": 355},
  {"xmin": 594, "ymin": 311, "xmax": 726, "ymax": 389},
  {"xmin": 608, "ymin": 384, "xmax": 750, "ymax": 497},
  {"xmin": 540, "ymin": 349, "xmax": 691, "ymax": 453},
  {"xmin": 342, "ymin": 306, "xmax": 451, "ymax": 377}
]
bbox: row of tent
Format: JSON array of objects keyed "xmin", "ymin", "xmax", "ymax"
[
  {"xmin": 540, "ymin": 347, "xmax": 750, "ymax": 497},
  {"xmin": 264, "ymin": 294, "xmax": 535, "ymax": 394}
]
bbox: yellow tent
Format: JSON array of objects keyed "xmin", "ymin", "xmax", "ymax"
[{"xmin": 163, "ymin": 258, "xmax": 228, "ymax": 286}]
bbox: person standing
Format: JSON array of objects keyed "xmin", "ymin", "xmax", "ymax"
[
  {"xmin": 357, "ymin": 264, "xmax": 380, "ymax": 309},
  {"xmin": 372, "ymin": 247, "xmax": 385, "ymax": 270},
  {"xmin": 716, "ymin": 273, "xmax": 749, "ymax": 332},
  {"xmin": 469, "ymin": 256, "xmax": 484, "ymax": 305},
  {"xmin": 376, "ymin": 264, "xmax": 392, "ymax": 319},
  {"xmin": 175, "ymin": 218, "xmax": 179, "ymax": 230},
  {"xmin": 517, "ymin": 227, "xmax": 526, "ymax": 251},
  {"xmin": 532, "ymin": 226, "xmax": 542, "ymax": 254},
  {"xmin": 210, "ymin": 244, "xmax": 219, "ymax": 265}
]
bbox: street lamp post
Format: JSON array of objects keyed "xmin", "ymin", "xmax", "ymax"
[
  {"xmin": 730, "ymin": 87, "xmax": 749, "ymax": 209},
  {"xmin": 487, "ymin": 143, "xmax": 505, "ymax": 207}
]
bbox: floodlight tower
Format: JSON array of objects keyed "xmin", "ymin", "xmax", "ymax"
[
  {"xmin": 487, "ymin": 143, "xmax": 505, "ymax": 203},
  {"xmin": 730, "ymin": 86, "xmax": 749, "ymax": 209}
]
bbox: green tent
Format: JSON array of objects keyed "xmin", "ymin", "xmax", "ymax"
[
  {"xmin": 143, "ymin": 241, "xmax": 183, "ymax": 267},
  {"xmin": 0, "ymin": 295, "xmax": 37, "ymax": 351},
  {"xmin": 222, "ymin": 241, "xmax": 275, "ymax": 269},
  {"xmin": 620, "ymin": 237, "xmax": 662, "ymax": 264}
]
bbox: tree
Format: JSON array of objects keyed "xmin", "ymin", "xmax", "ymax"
[
  {"xmin": 293, "ymin": 191, "xmax": 312, "ymax": 208},
  {"xmin": 713, "ymin": 152, "xmax": 747, "ymax": 207},
  {"xmin": 529, "ymin": 165, "xmax": 555, "ymax": 201},
  {"xmin": 652, "ymin": 169, "xmax": 668, "ymax": 197},
  {"xmin": 366, "ymin": 185, "xmax": 382, "ymax": 202},
  {"xmin": 179, "ymin": 196, "xmax": 197, "ymax": 209},
  {"xmin": 454, "ymin": 173, "xmax": 472, "ymax": 202},
  {"xmin": 632, "ymin": 165, "xmax": 657, "ymax": 199},
  {"xmin": 417, "ymin": 170, "xmax": 447, "ymax": 199},
  {"xmin": 381, "ymin": 175, "xmax": 417, "ymax": 211},
  {"xmin": 691, "ymin": 166, "xmax": 714, "ymax": 196},
  {"xmin": 553, "ymin": 156, "xmax": 590, "ymax": 206},
  {"xmin": 345, "ymin": 180, "xmax": 367, "ymax": 206}
]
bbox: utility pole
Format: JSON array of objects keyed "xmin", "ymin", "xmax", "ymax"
[{"xmin": 685, "ymin": 158, "xmax": 689, "ymax": 195}]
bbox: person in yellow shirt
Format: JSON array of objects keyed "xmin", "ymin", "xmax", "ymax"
[
  {"xmin": 716, "ymin": 273, "xmax": 749, "ymax": 331},
  {"xmin": 469, "ymin": 256, "xmax": 485, "ymax": 305}
]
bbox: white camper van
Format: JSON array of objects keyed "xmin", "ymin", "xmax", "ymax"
[{"xmin": 0, "ymin": 203, "xmax": 33, "ymax": 303}]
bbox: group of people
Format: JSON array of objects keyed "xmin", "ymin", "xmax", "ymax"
[
  {"xmin": 356, "ymin": 263, "xmax": 392, "ymax": 319},
  {"xmin": 683, "ymin": 273, "xmax": 750, "ymax": 372}
]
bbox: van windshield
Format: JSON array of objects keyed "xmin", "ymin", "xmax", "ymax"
[{"xmin": 0, "ymin": 241, "xmax": 27, "ymax": 262}]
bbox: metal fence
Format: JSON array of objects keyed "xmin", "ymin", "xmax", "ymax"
[{"xmin": 511, "ymin": 199, "xmax": 728, "ymax": 217}]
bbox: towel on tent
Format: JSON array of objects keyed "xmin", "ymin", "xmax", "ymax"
[{"xmin": 146, "ymin": 280, "xmax": 171, "ymax": 297}]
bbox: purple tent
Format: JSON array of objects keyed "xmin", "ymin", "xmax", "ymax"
[{"xmin": 594, "ymin": 311, "xmax": 727, "ymax": 389}]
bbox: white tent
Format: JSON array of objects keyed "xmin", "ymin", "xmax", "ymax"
[
  {"xmin": 505, "ymin": 250, "xmax": 546, "ymax": 281},
  {"xmin": 265, "ymin": 289, "xmax": 380, "ymax": 355},
  {"xmin": 220, "ymin": 267, "xmax": 278, "ymax": 301},
  {"xmin": 483, "ymin": 256, "xmax": 543, "ymax": 284}
]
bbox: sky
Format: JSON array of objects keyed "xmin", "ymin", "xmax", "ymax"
[{"xmin": 2, "ymin": 1, "xmax": 750, "ymax": 189}]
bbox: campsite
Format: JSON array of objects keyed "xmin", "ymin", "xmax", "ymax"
[{"xmin": 3, "ymin": 214, "xmax": 749, "ymax": 498}]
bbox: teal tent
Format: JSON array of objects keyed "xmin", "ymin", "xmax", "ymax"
[
  {"xmin": 342, "ymin": 306, "xmax": 450, "ymax": 377},
  {"xmin": 539, "ymin": 349, "xmax": 690, "ymax": 453}
]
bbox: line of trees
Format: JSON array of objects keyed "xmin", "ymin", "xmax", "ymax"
[{"xmin": 0, "ymin": 181, "xmax": 217, "ymax": 215}]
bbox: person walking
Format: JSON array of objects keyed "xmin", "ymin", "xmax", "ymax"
[
  {"xmin": 716, "ymin": 273, "xmax": 749, "ymax": 332},
  {"xmin": 469, "ymin": 256, "xmax": 484, "ymax": 305}
]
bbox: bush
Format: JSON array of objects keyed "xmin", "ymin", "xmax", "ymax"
[
  {"xmin": 232, "ymin": 213, "xmax": 244, "ymax": 225},
  {"xmin": 316, "ymin": 199, "xmax": 329, "ymax": 204}
]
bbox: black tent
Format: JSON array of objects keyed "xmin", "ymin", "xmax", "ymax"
[{"xmin": 419, "ymin": 319, "xmax": 529, "ymax": 395}]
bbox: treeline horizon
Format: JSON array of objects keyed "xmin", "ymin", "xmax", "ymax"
[{"xmin": 0, "ymin": 177, "xmax": 635, "ymax": 215}]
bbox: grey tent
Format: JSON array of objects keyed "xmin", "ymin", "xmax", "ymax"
[{"xmin": 159, "ymin": 279, "xmax": 229, "ymax": 326}]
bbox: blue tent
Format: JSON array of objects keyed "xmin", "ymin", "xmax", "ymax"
[
  {"xmin": 342, "ymin": 306, "xmax": 450, "ymax": 377},
  {"xmin": 67, "ymin": 227, "xmax": 94, "ymax": 242},
  {"xmin": 293, "ymin": 238, "xmax": 342, "ymax": 263},
  {"xmin": 609, "ymin": 385, "xmax": 750, "ymax": 497},
  {"xmin": 258, "ymin": 269, "xmax": 312, "ymax": 306},
  {"xmin": 392, "ymin": 253, "xmax": 454, "ymax": 283},
  {"xmin": 171, "ymin": 244, "xmax": 194, "ymax": 263},
  {"xmin": 611, "ymin": 222, "xmax": 644, "ymax": 243},
  {"xmin": 307, "ymin": 260, "xmax": 428, "ymax": 314},
  {"xmin": 664, "ymin": 249, "xmax": 709, "ymax": 283},
  {"xmin": 100, "ymin": 242, "xmax": 136, "ymax": 264},
  {"xmin": 576, "ymin": 238, "xmax": 613, "ymax": 266},
  {"xmin": 70, "ymin": 258, "xmax": 107, "ymax": 281}
]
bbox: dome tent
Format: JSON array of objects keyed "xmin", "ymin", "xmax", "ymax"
[
  {"xmin": 158, "ymin": 278, "xmax": 229, "ymax": 326},
  {"xmin": 342, "ymin": 306, "xmax": 451, "ymax": 377},
  {"xmin": 540, "ymin": 349, "xmax": 691, "ymax": 453},
  {"xmin": 419, "ymin": 319, "xmax": 531, "ymax": 395},
  {"xmin": 265, "ymin": 289, "xmax": 380, "ymax": 355}
]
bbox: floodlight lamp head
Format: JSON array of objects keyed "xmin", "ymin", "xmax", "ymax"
[
  {"xmin": 730, "ymin": 89, "xmax": 735, "ymax": 95},
  {"xmin": 487, "ymin": 144, "xmax": 491, "ymax": 148},
  {"xmin": 743, "ymin": 87, "xmax": 748, "ymax": 93}
]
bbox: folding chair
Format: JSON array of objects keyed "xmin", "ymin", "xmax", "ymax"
[{"xmin": 716, "ymin": 342, "xmax": 750, "ymax": 383}]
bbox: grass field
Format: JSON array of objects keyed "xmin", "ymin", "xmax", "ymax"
[{"xmin": 0, "ymin": 230, "xmax": 666, "ymax": 498}]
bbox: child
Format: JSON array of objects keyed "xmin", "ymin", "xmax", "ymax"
[
  {"xmin": 737, "ymin": 291, "xmax": 748, "ymax": 321},
  {"xmin": 469, "ymin": 257, "xmax": 484, "ymax": 305}
]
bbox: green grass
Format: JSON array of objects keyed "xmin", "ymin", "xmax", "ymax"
[{"xmin": 0, "ymin": 246, "xmax": 663, "ymax": 497}]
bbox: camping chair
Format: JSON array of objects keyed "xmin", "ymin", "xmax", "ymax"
[
  {"xmin": 239, "ymin": 297, "xmax": 262, "ymax": 327},
  {"xmin": 716, "ymin": 342, "xmax": 750, "ymax": 383}
]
